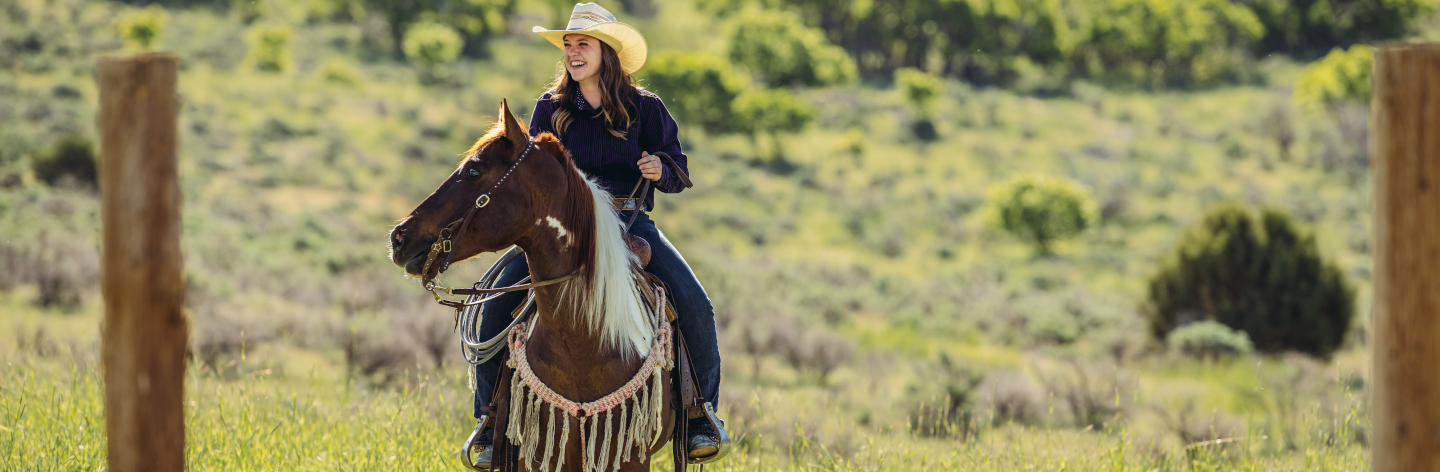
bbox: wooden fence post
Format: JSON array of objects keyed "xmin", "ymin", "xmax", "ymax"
[
  {"xmin": 97, "ymin": 53, "xmax": 187, "ymax": 472},
  {"xmin": 1372, "ymin": 43, "xmax": 1440, "ymax": 472}
]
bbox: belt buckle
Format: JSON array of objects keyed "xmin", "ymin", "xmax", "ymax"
[{"xmin": 620, "ymin": 198, "xmax": 638, "ymax": 210}]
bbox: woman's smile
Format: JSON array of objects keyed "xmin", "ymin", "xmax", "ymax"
[{"xmin": 563, "ymin": 34, "xmax": 602, "ymax": 84}]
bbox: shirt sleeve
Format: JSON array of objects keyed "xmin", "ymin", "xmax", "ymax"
[
  {"xmin": 528, "ymin": 94, "xmax": 556, "ymax": 137},
  {"xmin": 638, "ymin": 94, "xmax": 690, "ymax": 194}
]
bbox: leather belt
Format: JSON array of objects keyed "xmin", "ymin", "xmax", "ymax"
[{"xmin": 614, "ymin": 198, "xmax": 641, "ymax": 211}]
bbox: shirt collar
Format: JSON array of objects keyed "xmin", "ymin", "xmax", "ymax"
[{"xmin": 575, "ymin": 92, "xmax": 591, "ymax": 111}]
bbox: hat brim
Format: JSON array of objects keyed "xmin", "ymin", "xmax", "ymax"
[{"xmin": 533, "ymin": 22, "xmax": 647, "ymax": 75}]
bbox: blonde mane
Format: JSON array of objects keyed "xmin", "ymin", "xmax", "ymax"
[{"xmin": 557, "ymin": 168, "xmax": 654, "ymax": 359}]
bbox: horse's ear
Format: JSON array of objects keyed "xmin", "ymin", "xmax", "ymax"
[{"xmin": 499, "ymin": 98, "xmax": 528, "ymax": 144}]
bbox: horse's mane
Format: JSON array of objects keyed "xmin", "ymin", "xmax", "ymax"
[
  {"xmin": 458, "ymin": 122, "xmax": 512, "ymax": 167},
  {"xmin": 480, "ymin": 129, "xmax": 653, "ymax": 359}
]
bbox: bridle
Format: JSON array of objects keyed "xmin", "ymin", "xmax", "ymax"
[{"xmin": 419, "ymin": 138, "xmax": 579, "ymax": 310}]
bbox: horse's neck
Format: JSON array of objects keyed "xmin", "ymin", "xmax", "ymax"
[
  {"xmin": 516, "ymin": 225, "xmax": 587, "ymax": 335},
  {"xmin": 517, "ymin": 212, "xmax": 645, "ymax": 397},
  {"xmin": 526, "ymin": 270, "xmax": 642, "ymax": 400}
]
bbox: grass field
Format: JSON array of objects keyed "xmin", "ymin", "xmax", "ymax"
[
  {"xmin": 2, "ymin": 286, "xmax": 1370, "ymax": 471},
  {"xmin": 2, "ymin": 349, "xmax": 1368, "ymax": 471},
  {"xmin": 0, "ymin": 0, "xmax": 1410, "ymax": 469}
]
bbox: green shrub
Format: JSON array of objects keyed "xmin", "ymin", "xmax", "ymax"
[
  {"xmin": 1166, "ymin": 320, "xmax": 1253, "ymax": 360},
  {"xmin": 896, "ymin": 68, "xmax": 943, "ymax": 116},
  {"xmin": 895, "ymin": 68, "xmax": 944, "ymax": 140},
  {"xmin": 986, "ymin": 174, "xmax": 1098, "ymax": 255},
  {"xmin": 638, "ymin": 52, "xmax": 748, "ymax": 135},
  {"xmin": 245, "ymin": 24, "xmax": 293, "ymax": 73},
  {"xmin": 1028, "ymin": 309, "xmax": 1081, "ymax": 345},
  {"xmin": 1294, "ymin": 45, "xmax": 1373, "ymax": 111},
  {"xmin": 726, "ymin": 8, "xmax": 855, "ymax": 88},
  {"xmin": 317, "ymin": 58, "xmax": 364, "ymax": 86},
  {"xmin": 114, "ymin": 7, "xmax": 167, "ymax": 50},
  {"xmin": 1143, "ymin": 203, "xmax": 1355, "ymax": 358},
  {"xmin": 731, "ymin": 88, "xmax": 815, "ymax": 158},
  {"xmin": 0, "ymin": 130, "xmax": 34, "ymax": 167},
  {"xmin": 402, "ymin": 22, "xmax": 463, "ymax": 69},
  {"xmin": 31, "ymin": 135, "xmax": 97, "ymax": 189}
]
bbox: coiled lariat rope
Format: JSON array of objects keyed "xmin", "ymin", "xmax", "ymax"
[{"xmin": 505, "ymin": 286, "xmax": 675, "ymax": 471}]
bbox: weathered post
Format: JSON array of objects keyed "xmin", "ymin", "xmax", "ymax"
[
  {"xmin": 1372, "ymin": 43, "xmax": 1440, "ymax": 472},
  {"xmin": 97, "ymin": 53, "xmax": 187, "ymax": 472}
]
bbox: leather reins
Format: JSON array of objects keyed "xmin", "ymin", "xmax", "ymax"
[{"xmin": 622, "ymin": 151, "xmax": 692, "ymax": 231}]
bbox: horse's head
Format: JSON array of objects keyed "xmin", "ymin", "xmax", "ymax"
[{"xmin": 389, "ymin": 99, "xmax": 581, "ymax": 278}]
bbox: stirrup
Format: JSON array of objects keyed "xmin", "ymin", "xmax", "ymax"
[
  {"xmin": 460, "ymin": 415, "xmax": 493, "ymax": 471},
  {"xmin": 687, "ymin": 402, "xmax": 732, "ymax": 465}
]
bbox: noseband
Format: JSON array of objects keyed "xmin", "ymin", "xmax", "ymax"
[{"xmin": 420, "ymin": 138, "xmax": 579, "ymax": 310}]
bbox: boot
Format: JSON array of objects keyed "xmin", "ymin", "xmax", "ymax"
[
  {"xmin": 462, "ymin": 417, "xmax": 495, "ymax": 470},
  {"xmin": 686, "ymin": 415, "xmax": 729, "ymax": 462}
]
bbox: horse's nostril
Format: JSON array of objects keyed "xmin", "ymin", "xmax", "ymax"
[{"xmin": 392, "ymin": 231, "xmax": 404, "ymax": 247}]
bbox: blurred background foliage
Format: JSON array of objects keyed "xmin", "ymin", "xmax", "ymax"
[
  {"xmin": 114, "ymin": 5, "xmax": 167, "ymax": 50},
  {"xmin": 1295, "ymin": 44, "xmax": 1375, "ymax": 110},
  {"xmin": 0, "ymin": 0, "xmax": 1428, "ymax": 467},
  {"xmin": 985, "ymin": 173, "xmax": 1098, "ymax": 256},
  {"xmin": 1143, "ymin": 203, "xmax": 1355, "ymax": 359}
]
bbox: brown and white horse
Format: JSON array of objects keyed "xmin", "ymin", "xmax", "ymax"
[{"xmin": 388, "ymin": 100, "xmax": 675, "ymax": 471}]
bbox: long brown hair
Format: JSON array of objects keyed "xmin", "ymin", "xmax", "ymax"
[{"xmin": 546, "ymin": 39, "xmax": 639, "ymax": 139}]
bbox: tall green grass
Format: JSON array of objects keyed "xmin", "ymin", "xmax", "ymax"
[{"xmin": 2, "ymin": 350, "xmax": 1366, "ymax": 471}]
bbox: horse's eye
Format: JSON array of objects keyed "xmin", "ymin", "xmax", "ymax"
[{"xmin": 466, "ymin": 168, "xmax": 481, "ymax": 180}]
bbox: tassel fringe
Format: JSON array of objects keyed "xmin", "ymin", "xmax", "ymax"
[
  {"xmin": 541, "ymin": 404, "xmax": 556, "ymax": 472},
  {"xmin": 586, "ymin": 409, "xmax": 599, "ymax": 471},
  {"xmin": 615, "ymin": 399, "xmax": 630, "ymax": 468},
  {"xmin": 503, "ymin": 286, "xmax": 676, "ymax": 470},
  {"xmin": 556, "ymin": 413, "xmax": 570, "ymax": 472},
  {"xmin": 598, "ymin": 410, "xmax": 613, "ymax": 472}
]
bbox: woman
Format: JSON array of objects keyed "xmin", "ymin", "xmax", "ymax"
[{"xmin": 467, "ymin": 3, "xmax": 726, "ymax": 467}]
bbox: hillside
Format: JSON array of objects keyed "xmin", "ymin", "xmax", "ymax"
[{"xmin": 0, "ymin": 0, "xmax": 1413, "ymax": 469}]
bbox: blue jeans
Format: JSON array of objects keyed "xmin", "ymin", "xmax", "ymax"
[{"xmin": 472, "ymin": 211, "xmax": 721, "ymax": 418}]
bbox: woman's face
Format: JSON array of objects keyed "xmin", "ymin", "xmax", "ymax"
[{"xmin": 563, "ymin": 34, "xmax": 604, "ymax": 84}]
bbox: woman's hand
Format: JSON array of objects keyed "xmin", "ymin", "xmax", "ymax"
[{"xmin": 638, "ymin": 152, "xmax": 662, "ymax": 181}]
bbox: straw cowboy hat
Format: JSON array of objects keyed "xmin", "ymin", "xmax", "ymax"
[{"xmin": 533, "ymin": 3, "xmax": 648, "ymax": 75}]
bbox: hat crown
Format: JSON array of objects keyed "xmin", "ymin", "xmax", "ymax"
[
  {"xmin": 565, "ymin": 3, "xmax": 618, "ymax": 30},
  {"xmin": 533, "ymin": 3, "xmax": 648, "ymax": 74}
]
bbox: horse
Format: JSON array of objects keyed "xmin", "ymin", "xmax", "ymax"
[{"xmin": 388, "ymin": 99, "xmax": 681, "ymax": 471}]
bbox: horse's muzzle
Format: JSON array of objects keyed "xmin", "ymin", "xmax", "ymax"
[
  {"xmin": 388, "ymin": 226, "xmax": 433, "ymax": 276},
  {"xmin": 391, "ymin": 228, "xmax": 405, "ymax": 249}
]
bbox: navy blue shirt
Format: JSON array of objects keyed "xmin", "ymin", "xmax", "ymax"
[{"xmin": 528, "ymin": 89, "xmax": 689, "ymax": 211}]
